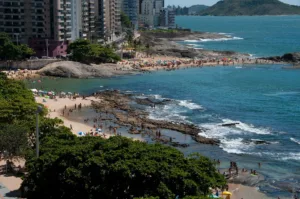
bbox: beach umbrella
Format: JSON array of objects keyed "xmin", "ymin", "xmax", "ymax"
[
  {"xmin": 30, "ymin": 88, "xmax": 38, "ymax": 93},
  {"xmin": 96, "ymin": 128, "xmax": 102, "ymax": 132},
  {"xmin": 67, "ymin": 92, "xmax": 72, "ymax": 95},
  {"xmin": 61, "ymin": 92, "xmax": 66, "ymax": 95}
]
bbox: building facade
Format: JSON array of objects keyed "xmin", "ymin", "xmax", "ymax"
[
  {"xmin": 121, "ymin": 0, "xmax": 138, "ymax": 29},
  {"xmin": 1, "ymin": 0, "xmax": 123, "ymax": 56},
  {"xmin": 0, "ymin": 0, "xmax": 51, "ymax": 44},
  {"xmin": 139, "ymin": 0, "xmax": 163, "ymax": 27},
  {"xmin": 97, "ymin": 0, "xmax": 121, "ymax": 42},
  {"xmin": 159, "ymin": 8, "xmax": 175, "ymax": 28}
]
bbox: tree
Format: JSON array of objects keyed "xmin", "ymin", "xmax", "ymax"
[
  {"xmin": 0, "ymin": 32, "xmax": 35, "ymax": 60},
  {"xmin": 22, "ymin": 135, "xmax": 225, "ymax": 199},
  {"xmin": 121, "ymin": 12, "xmax": 132, "ymax": 30},
  {"xmin": 0, "ymin": 73, "xmax": 37, "ymax": 124},
  {"xmin": 67, "ymin": 39, "xmax": 121, "ymax": 64},
  {"xmin": 19, "ymin": 44, "xmax": 35, "ymax": 59},
  {"xmin": 0, "ymin": 124, "xmax": 29, "ymax": 160}
]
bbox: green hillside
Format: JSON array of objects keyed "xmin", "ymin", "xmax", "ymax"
[{"xmin": 199, "ymin": 0, "xmax": 300, "ymax": 16}]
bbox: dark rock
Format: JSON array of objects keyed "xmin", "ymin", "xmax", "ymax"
[{"xmin": 221, "ymin": 122, "xmax": 239, "ymax": 127}]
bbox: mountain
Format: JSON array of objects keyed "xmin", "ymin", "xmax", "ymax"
[
  {"xmin": 199, "ymin": 0, "xmax": 300, "ymax": 16},
  {"xmin": 188, "ymin": 5, "xmax": 209, "ymax": 15}
]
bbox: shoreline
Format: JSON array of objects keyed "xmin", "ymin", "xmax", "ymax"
[{"xmin": 2, "ymin": 56, "xmax": 287, "ymax": 81}]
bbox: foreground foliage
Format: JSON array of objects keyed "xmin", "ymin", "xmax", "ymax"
[
  {"xmin": 22, "ymin": 133, "xmax": 225, "ymax": 199},
  {"xmin": 67, "ymin": 39, "xmax": 121, "ymax": 64}
]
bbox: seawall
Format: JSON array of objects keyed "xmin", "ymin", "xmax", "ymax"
[{"xmin": 0, "ymin": 59, "xmax": 61, "ymax": 70}]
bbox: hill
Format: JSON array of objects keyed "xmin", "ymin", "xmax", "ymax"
[
  {"xmin": 188, "ymin": 5, "xmax": 210, "ymax": 15},
  {"xmin": 199, "ymin": 0, "xmax": 300, "ymax": 16}
]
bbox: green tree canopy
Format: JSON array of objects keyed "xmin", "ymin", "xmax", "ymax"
[
  {"xmin": 0, "ymin": 124, "xmax": 29, "ymax": 160},
  {"xmin": 0, "ymin": 73, "xmax": 37, "ymax": 123},
  {"xmin": 121, "ymin": 12, "xmax": 132, "ymax": 29},
  {"xmin": 22, "ymin": 134, "xmax": 225, "ymax": 199},
  {"xmin": 0, "ymin": 32, "xmax": 34, "ymax": 60},
  {"xmin": 67, "ymin": 39, "xmax": 121, "ymax": 64}
]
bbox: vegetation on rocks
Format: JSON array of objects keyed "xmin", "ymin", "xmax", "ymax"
[
  {"xmin": 199, "ymin": 0, "xmax": 300, "ymax": 16},
  {"xmin": 67, "ymin": 39, "xmax": 121, "ymax": 64}
]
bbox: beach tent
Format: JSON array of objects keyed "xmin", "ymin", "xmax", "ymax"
[
  {"xmin": 222, "ymin": 191, "xmax": 232, "ymax": 199},
  {"xmin": 78, "ymin": 132, "xmax": 86, "ymax": 136},
  {"xmin": 208, "ymin": 195, "xmax": 219, "ymax": 198}
]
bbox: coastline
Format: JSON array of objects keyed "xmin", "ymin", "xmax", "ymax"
[{"xmin": 34, "ymin": 92, "xmax": 279, "ymax": 199}]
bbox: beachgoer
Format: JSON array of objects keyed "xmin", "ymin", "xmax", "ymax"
[{"xmin": 70, "ymin": 124, "xmax": 73, "ymax": 130}]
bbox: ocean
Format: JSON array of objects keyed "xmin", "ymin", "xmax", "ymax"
[
  {"xmin": 27, "ymin": 16, "xmax": 300, "ymax": 197},
  {"xmin": 176, "ymin": 15, "xmax": 300, "ymax": 57}
]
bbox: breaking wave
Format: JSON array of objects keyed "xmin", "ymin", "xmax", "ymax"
[
  {"xmin": 178, "ymin": 100, "xmax": 203, "ymax": 110},
  {"xmin": 291, "ymin": 137, "xmax": 300, "ymax": 145}
]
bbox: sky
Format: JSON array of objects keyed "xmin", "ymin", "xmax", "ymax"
[{"xmin": 166, "ymin": 0, "xmax": 300, "ymax": 7}]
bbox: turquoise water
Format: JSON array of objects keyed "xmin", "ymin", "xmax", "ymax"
[
  {"xmin": 27, "ymin": 16, "xmax": 300, "ymax": 197},
  {"xmin": 176, "ymin": 16, "xmax": 300, "ymax": 57}
]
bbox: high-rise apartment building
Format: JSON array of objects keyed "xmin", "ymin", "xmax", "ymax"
[
  {"xmin": 159, "ymin": 7, "xmax": 175, "ymax": 28},
  {"xmin": 97, "ymin": 0, "xmax": 121, "ymax": 42},
  {"xmin": 139, "ymin": 0, "xmax": 164, "ymax": 27},
  {"xmin": 0, "ymin": 0, "xmax": 51, "ymax": 44},
  {"xmin": 81, "ymin": 0, "xmax": 96, "ymax": 40},
  {"xmin": 121, "ymin": 0, "xmax": 138, "ymax": 29},
  {"xmin": 1, "ymin": 0, "xmax": 122, "ymax": 56}
]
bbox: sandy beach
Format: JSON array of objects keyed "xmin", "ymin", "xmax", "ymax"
[
  {"xmin": 0, "ymin": 159, "xmax": 24, "ymax": 192},
  {"xmin": 229, "ymin": 183, "xmax": 272, "ymax": 199},
  {"xmin": 35, "ymin": 96, "xmax": 113, "ymax": 137}
]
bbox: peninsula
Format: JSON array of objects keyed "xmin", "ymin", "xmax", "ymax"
[{"xmin": 199, "ymin": 0, "xmax": 300, "ymax": 16}]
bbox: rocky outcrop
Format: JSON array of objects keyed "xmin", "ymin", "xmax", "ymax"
[
  {"xmin": 264, "ymin": 52, "xmax": 300, "ymax": 63},
  {"xmin": 91, "ymin": 90, "xmax": 220, "ymax": 145},
  {"xmin": 140, "ymin": 31, "xmax": 250, "ymax": 59},
  {"xmin": 38, "ymin": 61, "xmax": 138, "ymax": 78}
]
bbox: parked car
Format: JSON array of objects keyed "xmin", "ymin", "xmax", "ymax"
[{"xmin": 29, "ymin": 56, "xmax": 38, "ymax": 60}]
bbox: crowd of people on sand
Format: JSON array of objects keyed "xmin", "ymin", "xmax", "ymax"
[
  {"xmin": 2, "ymin": 69, "xmax": 39, "ymax": 80},
  {"xmin": 62, "ymin": 102, "xmax": 124, "ymax": 138},
  {"xmin": 118, "ymin": 56, "xmax": 278, "ymax": 72}
]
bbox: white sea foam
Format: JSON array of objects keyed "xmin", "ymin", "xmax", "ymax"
[
  {"xmin": 290, "ymin": 138, "xmax": 300, "ymax": 145},
  {"xmin": 178, "ymin": 100, "xmax": 203, "ymax": 110},
  {"xmin": 219, "ymin": 32, "xmax": 231, "ymax": 35},
  {"xmin": 199, "ymin": 123, "xmax": 244, "ymax": 138},
  {"xmin": 152, "ymin": 94, "xmax": 163, "ymax": 99},
  {"xmin": 251, "ymin": 152, "xmax": 300, "ymax": 161},
  {"xmin": 199, "ymin": 37, "xmax": 243, "ymax": 42},
  {"xmin": 184, "ymin": 40, "xmax": 199, "ymax": 42},
  {"xmin": 222, "ymin": 119, "xmax": 271, "ymax": 135},
  {"xmin": 147, "ymin": 104, "xmax": 189, "ymax": 123},
  {"xmin": 264, "ymin": 91, "xmax": 300, "ymax": 97},
  {"xmin": 220, "ymin": 138, "xmax": 253, "ymax": 154}
]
